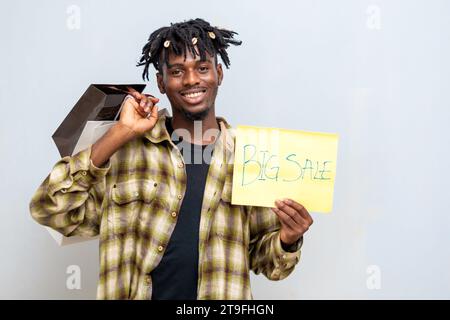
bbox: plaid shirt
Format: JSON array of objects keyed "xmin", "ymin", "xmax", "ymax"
[{"xmin": 30, "ymin": 108, "xmax": 302, "ymax": 300}]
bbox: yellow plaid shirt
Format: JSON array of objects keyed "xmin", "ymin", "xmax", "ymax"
[{"xmin": 30, "ymin": 108, "xmax": 302, "ymax": 300}]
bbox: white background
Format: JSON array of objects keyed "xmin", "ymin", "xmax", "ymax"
[{"xmin": 1, "ymin": 0, "xmax": 449, "ymax": 299}]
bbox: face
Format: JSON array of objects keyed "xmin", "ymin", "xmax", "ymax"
[{"xmin": 156, "ymin": 47, "xmax": 223, "ymax": 121}]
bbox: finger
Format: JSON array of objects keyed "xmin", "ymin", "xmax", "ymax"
[
  {"xmin": 275, "ymin": 200, "xmax": 303, "ymax": 225},
  {"xmin": 271, "ymin": 208, "xmax": 292, "ymax": 231},
  {"xmin": 141, "ymin": 95, "xmax": 159, "ymax": 113},
  {"xmin": 123, "ymin": 94, "xmax": 136, "ymax": 104},
  {"xmin": 125, "ymin": 96, "xmax": 138, "ymax": 108},
  {"xmin": 133, "ymin": 106, "xmax": 147, "ymax": 118},
  {"xmin": 126, "ymin": 87, "xmax": 143, "ymax": 101},
  {"xmin": 271, "ymin": 206, "xmax": 297, "ymax": 230},
  {"xmin": 135, "ymin": 105, "xmax": 148, "ymax": 118},
  {"xmin": 281, "ymin": 201, "xmax": 312, "ymax": 227},
  {"xmin": 145, "ymin": 105, "xmax": 159, "ymax": 125},
  {"xmin": 123, "ymin": 94, "xmax": 145, "ymax": 116},
  {"xmin": 127, "ymin": 98, "xmax": 147, "ymax": 118},
  {"xmin": 130, "ymin": 97, "xmax": 149, "ymax": 117},
  {"xmin": 144, "ymin": 94, "xmax": 160, "ymax": 104},
  {"xmin": 139, "ymin": 94, "xmax": 159, "ymax": 111},
  {"xmin": 139, "ymin": 94, "xmax": 148, "ymax": 108},
  {"xmin": 284, "ymin": 199, "xmax": 313, "ymax": 224},
  {"xmin": 144, "ymin": 99, "xmax": 154, "ymax": 113}
]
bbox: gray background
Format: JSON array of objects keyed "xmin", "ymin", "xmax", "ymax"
[{"xmin": 1, "ymin": 0, "xmax": 449, "ymax": 299}]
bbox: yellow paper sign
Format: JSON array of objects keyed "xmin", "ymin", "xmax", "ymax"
[{"xmin": 231, "ymin": 125, "xmax": 339, "ymax": 213}]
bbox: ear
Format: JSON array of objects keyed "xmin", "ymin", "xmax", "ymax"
[
  {"xmin": 217, "ymin": 63, "xmax": 224, "ymax": 86},
  {"xmin": 156, "ymin": 72, "xmax": 166, "ymax": 94}
]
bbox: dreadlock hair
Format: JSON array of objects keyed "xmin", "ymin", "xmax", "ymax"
[{"xmin": 137, "ymin": 18, "xmax": 242, "ymax": 81}]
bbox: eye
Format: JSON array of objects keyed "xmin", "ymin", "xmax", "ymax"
[
  {"xmin": 199, "ymin": 66, "xmax": 209, "ymax": 72},
  {"xmin": 171, "ymin": 69, "xmax": 182, "ymax": 76}
]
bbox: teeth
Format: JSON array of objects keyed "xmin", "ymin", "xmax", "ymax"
[{"xmin": 184, "ymin": 91, "xmax": 204, "ymax": 98}]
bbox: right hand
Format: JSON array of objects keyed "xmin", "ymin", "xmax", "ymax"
[{"xmin": 118, "ymin": 87, "xmax": 160, "ymax": 136}]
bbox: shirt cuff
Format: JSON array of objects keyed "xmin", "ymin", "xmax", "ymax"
[
  {"xmin": 70, "ymin": 146, "xmax": 110, "ymax": 175},
  {"xmin": 67, "ymin": 146, "xmax": 110, "ymax": 188},
  {"xmin": 281, "ymin": 236, "xmax": 303, "ymax": 253},
  {"xmin": 274, "ymin": 231, "xmax": 302, "ymax": 258},
  {"xmin": 269, "ymin": 232, "xmax": 302, "ymax": 278}
]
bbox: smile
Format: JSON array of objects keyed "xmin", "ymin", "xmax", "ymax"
[
  {"xmin": 182, "ymin": 90, "xmax": 206, "ymax": 98},
  {"xmin": 180, "ymin": 89, "xmax": 207, "ymax": 104}
]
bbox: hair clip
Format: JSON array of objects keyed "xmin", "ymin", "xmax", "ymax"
[
  {"xmin": 191, "ymin": 37, "xmax": 198, "ymax": 45},
  {"xmin": 208, "ymin": 31, "xmax": 216, "ymax": 39},
  {"xmin": 164, "ymin": 40, "xmax": 170, "ymax": 48}
]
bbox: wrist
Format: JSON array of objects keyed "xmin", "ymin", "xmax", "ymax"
[
  {"xmin": 90, "ymin": 122, "xmax": 136, "ymax": 168},
  {"xmin": 281, "ymin": 239, "xmax": 293, "ymax": 251},
  {"xmin": 280, "ymin": 236, "xmax": 302, "ymax": 252},
  {"xmin": 113, "ymin": 122, "xmax": 138, "ymax": 142},
  {"xmin": 280, "ymin": 233, "xmax": 299, "ymax": 247}
]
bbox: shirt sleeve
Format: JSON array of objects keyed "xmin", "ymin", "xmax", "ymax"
[
  {"xmin": 29, "ymin": 146, "xmax": 110, "ymax": 237},
  {"xmin": 248, "ymin": 205, "xmax": 302, "ymax": 281}
]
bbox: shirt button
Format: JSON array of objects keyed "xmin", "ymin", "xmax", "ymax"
[
  {"xmin": 61, "ymin": 188, "xmax": 67, "ymax": 193},
  {"xmin": 178, "ymin": 163, "xmax": 184, "ymax": 168},
  {"xmin": 145, "ymin": 276, "xmax": 151, "ymax": 285},
  {"xmin": 171, "ymin": 212, "xmax": 177, "ymax": 218},
  {"xmin": 81, "ymin": 170, "xmax": 87, "ymax": 176},
  {"xmin": 134, "ymin": 192, "xmax": 139, "ymax": 197},
  {"xmin": 157, "ymin": 245, "xmax": 164, "ymax": 252},
  {"xmin": 177, "ymin": 195, "xmax": 182, "ymax": 200}
]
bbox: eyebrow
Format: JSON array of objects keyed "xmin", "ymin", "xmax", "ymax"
[
  {"xmin": 167, "ymin": 59, "xmax": 213, "ymax": 69},
  {"xmin": 166, "ymin": 63, "xmax": 183, "ymax": 69}
]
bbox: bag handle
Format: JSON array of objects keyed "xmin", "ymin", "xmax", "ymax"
[{"xmin": 113, "ymin": 95, "xmax": 134, "ymax": 121}]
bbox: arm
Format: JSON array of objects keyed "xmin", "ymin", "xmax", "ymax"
[
  {"xmin": 249, "ymin": 199, "xmax": 313, "ymax": 280},
  {"xmin": 29, "ymin": 91, "xmax": 159, "ymax": 236},
  {"xmin": 29, "ymin": 147, "xmax": 110, "ymax": 237},
  {"xmin": 249, "ymin": 206, "xmax": 302, "ymax": 280}
]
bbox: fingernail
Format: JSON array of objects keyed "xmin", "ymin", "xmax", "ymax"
[
  {"xmin": 140, "ymin": 101, "xmax": 145, "ymax": 107},
  {"xmin": 284, "ymin": 199, "xmax": 292, "ymax": 205},
  {"xmin": 275, "ymin": 200, "xmax": 282, "ymax": 207}
]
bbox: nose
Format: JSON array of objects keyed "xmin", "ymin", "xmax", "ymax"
[{"xmin": 183, "ymin": 68, "xmax": 200, "ymax": 87}]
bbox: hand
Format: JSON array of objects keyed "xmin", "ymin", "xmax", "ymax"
[
  {"xmin": 90, "ymin": 88, "xmax": 160, "ymax": 168},
  {"xmin": 271, "ymin": 198, "xmax": 313, "ymax": 246},
  {"xmin": 118, "ymin": 87, "xmax": 160, "ymax": 136}
]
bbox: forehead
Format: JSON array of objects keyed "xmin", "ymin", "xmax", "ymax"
[{"xmin": 166, "ymin": 46, "xmax": 215, "ymax": 65}]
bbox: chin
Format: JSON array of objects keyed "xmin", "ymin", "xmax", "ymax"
[{"xmin": 181, "ymin": 104, "xmax": 211, "ymax": 121}]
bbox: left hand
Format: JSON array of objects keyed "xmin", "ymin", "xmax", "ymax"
[{"xmin": 271, "ymin": 198, "xmax": 314, "ymax": 246}]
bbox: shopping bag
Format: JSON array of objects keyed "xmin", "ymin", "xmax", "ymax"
[{"xmin": 45, "ymin": 84, "xmax": 146, "ymax": 245}]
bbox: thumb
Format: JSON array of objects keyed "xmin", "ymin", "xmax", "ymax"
[
  {"xmin": 145, "ymin": 105, "xmax": 159, "ymax": 126},
  {"xmin": 145, "ymin": 95, "xmax": 159, "ymax": 104}
]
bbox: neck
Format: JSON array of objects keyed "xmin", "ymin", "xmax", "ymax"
[{"xmin": 171, "ymin": 107, "xmax": 220, "ymax": 145}]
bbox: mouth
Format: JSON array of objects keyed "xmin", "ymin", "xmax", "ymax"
[{"xmin": 179, "ymin": 88, "xmax": 207, "ymax": 105}]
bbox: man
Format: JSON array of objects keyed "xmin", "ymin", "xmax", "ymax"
[{"xmin": 30, "ymin": 18, "xmax": 313, "ymax": 300}]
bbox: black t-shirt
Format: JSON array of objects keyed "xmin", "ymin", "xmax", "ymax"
[{"xmin": 150, "ymin": 118, "xmax": 216, "ymax": 300}]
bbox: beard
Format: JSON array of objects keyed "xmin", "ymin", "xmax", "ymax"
[{"xmin": 181, "ymin": 105, "xmax": 211, "ymax": 121}]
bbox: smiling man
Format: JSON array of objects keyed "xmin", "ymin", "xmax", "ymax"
[{"xmin": 30, "ymin": 18, "xmax": 313, "ymax": 300}]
